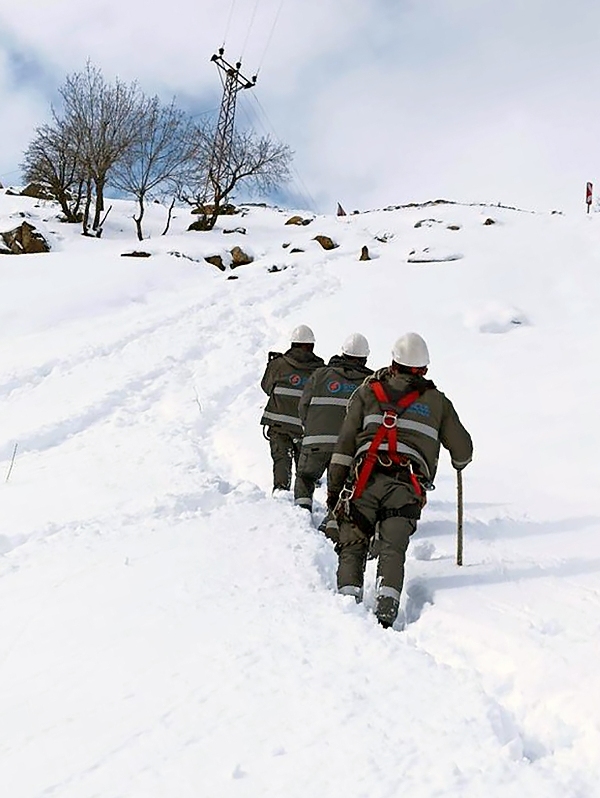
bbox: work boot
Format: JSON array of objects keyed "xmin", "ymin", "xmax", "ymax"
[
  {"xmin": 375, "ymin": 595, "xmax": 399, "ymax": 629},
  {"xmin": 338, "ymin": 585, "xmax": 363, "ymax": 604},
  {"xmin": 294, "ymin": 497, "xmax": 313, "ymax": 512},
  {"xmin": 319, "ymin": 514, "xmax": 339, "ymax": 545}
]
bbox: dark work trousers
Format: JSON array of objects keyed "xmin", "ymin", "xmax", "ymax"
[
  {"xmin": 293, "ymin": 448, "xmax": 331, "ymax": 511},
  {"xmin": 337, "ymin": 474, "xmax": 419, "ymax": 603},
  {"xmin": 268, "ymin": 428, "xmax": 301, "ymax": 490}
]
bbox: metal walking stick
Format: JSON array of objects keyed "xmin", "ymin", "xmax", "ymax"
[{"xmin": 456, "ymin": 469, "xmax": 464, "ymax": 566}]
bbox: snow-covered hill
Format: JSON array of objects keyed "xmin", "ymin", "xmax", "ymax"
[{"xmin": 1, "ymin": 190, "xmax": 600, "ymax": 797}]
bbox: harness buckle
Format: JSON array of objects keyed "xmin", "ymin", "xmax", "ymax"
[
  {"xmin": 382, "ymin": 410, "xmax": 397, "ymax": 429},
  {"xmin": 339, "ymin": 485, "xmax": 355, "ymax": 502}
]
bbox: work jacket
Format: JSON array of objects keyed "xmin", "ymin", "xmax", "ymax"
[
  {"xmin": 298, "ymin": 355, "xmax": 373, "ymax": 452},
  {"xmin": 260, "ymin": 347, "xmax": 325, "ymax": 437},
  {"xmin": 329, "ymin": 367, "xmax": 473, "ymax": 495}
]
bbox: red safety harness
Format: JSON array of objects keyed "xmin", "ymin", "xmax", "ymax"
[{"xmin": 352, "ymin": 380, "xmax": 424, "ymax": 500}]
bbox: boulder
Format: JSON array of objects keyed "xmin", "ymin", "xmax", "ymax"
[
  {"xmin": 414, "ymin": 218, "xmax": 442, "ymax": 228},
  {"xmin": 20, "ymin": 182, "xmax": 54, "ymax": 200},
  {"xmin": 204, "ymin": 254, "xmax": 226, "ymax": 271},
  {"xmin": 285, "ymin": 215, "xmax": 312, "ymax": 226},
  {"xmin": 191, "ymin": 203, "xmax": 237, "ymax": 216},
  {"xmin": 313, "ymin": 235, "xmax": 338, "ymax": 251},
  {"xmin": 359, "ymin": 245, "xmax": 370, "ymax": 261},
  {"xmin": 290, "ymin": 247, "xmax": 305, "ymax": 254},
  {"xmin": 188, "ymin": 219, "xmax": 210, "ymax": 232},
  {"xmin": 223, "ymin": 227, "xmax": 247, "ymax": 235},
  {"xmin": 447, "ymin": 224, "xmax": 461, "ymax": 231},
  {"xmin": 483, "ymin": 217, "xmax": 496, "ymax": 226},
  {"xmin": 121, "ymin": 251, "xmax": 152, "ymax": 258},
  {"xmin": 1, "ymin": 222, "xmax": 50, "ymax": 254},
  {"xmin": 230, "ymin": 246, "xmax": 253, "ymax": 268}
]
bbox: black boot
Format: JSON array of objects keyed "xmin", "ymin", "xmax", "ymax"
[{"xmin": 375, "ymin": 596, "xmax": 399, "ymax": 629}]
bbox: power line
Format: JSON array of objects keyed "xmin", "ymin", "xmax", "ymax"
[
  {"xmin": 256, "ymin": 0, "xmax": 286, "ymax": 74},
  {"xmin": 222, "ymin": 0, "xmax": 237, "ymax": 48},
  {"xmin": 246, "ymin": 90, "xmax": 318, "ymax": 212},
  {"xmin": 189, "ymin": 106, "xmax": 220, "ymax": 120},
  {"xmin": 241, "ymin": 0, "xmax": 262, "ymax": 60}
]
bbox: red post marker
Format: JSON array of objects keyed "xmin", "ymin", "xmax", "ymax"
[{"xmin": 586, "ymin": 182, "xmax": 593, "ymax": 213}]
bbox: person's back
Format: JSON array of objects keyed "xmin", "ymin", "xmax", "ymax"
[
  {"xmin": 299, "ymin": 355, "xmax": 373, "ymax": 451},
  {"xmin": 260, "ymin": 325, "xmax": 324, "ymax": 491},
  {"xmin": 294, "ymin": 333, "xmax": 372, "ymax": 515},
  {"xmin": 332, "ymin": 365, "xmax": 472, "ymax": 488}
]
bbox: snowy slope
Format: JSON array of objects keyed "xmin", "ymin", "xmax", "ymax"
[{"xmin": 1, "ymin": 191, "xmax": 600, "ymax": 797}]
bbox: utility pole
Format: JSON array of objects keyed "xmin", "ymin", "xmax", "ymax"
[{"xmin": 206, "ymin": 48, "xmax": 257, "ymax": 210}]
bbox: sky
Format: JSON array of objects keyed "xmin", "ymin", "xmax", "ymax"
[{"xmin": 1, "ymin": 0, "xmax": 600, "ymax": 213}]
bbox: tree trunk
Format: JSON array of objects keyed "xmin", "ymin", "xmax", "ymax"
[
  {"xmin": 73, "ymin": 179, "xmax": 85, "ymax": 218},
  {"xmin": 204, "ymin": 183, "xmax": 223, "ymax": 231},
  {"xmin": 93, "ymin": 177, "xmax": 105, "ymax": 230},
  {"xmin": 134, "ymin": 194, "xmax": 146, "ymax": 241},
  {"xmin": 55, "ymin": 187, "xmax": 75, "ymax": 222},
  {"xmin": 161, "ymin": 196, "xmax": 176, "ymax": 236},
  {"xmin": 82, "ymin": 177, "xmax": 93, "ymax": 235}
]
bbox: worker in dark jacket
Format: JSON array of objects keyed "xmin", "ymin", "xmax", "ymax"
[
  {"xmin": 260, "ymin": 325, "xmax": 324, "ymax": 491},
  {"xmin": 327, "ymin": 332, "xmax": 473, "ymax": 629},
  {"xmin": 294, "ymin": 333, "xmax": 372, "ymax": 525}
]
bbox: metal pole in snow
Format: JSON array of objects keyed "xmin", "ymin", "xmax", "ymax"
[{"xmin": 456, "ymin": 469, "xmax": 464, "ymax": 566}]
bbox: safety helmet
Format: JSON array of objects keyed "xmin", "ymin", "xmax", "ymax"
[
  {"xmin": 341, "ymin": 332, "xmax": 370, "ymax": 358},
  {"xmin": 392, "ymin": 332, "xmax": 430, "ymax": 367},
  {"xmin": 290, "ymin": 324, "xmax": 316, "ymax": 344}
]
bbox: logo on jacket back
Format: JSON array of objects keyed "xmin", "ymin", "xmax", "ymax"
[
  {"xmin": 410, "ymin": 402, "xmax": 431, "ymax": 418},
  {"xmin": 328, "ymin": 380, "xmax": 356, "ymax": 394},
  {"xmin": 290, "ymin": 374, "xmax": 307, "ymax": 387}
]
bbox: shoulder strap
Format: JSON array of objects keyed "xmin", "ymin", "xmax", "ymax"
[{"xmin": 370, "ymin": 380, "xmax": 423, "ymax": 413}]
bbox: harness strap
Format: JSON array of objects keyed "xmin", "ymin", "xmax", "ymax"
[{"xmin": 353, "ymin": 381, "xmax": 423, "ymax": 500}]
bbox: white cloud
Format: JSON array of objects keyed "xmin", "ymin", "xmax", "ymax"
[{"xmin": 1, "ymin": 0, "xmax": 600, "ymax": 211}]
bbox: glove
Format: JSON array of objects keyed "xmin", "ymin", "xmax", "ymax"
[
  {"xmin": 327, "ymin": 491, "xmax": 340, "ymax": 512},
  {"xmin": 452, "ymin": 460, "xmax": 470, "ymax": 472}
]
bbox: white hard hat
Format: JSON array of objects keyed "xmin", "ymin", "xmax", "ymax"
[
  {"xmin": 341, "ymin": 332, "xmax": 370, "ymax": 358},
  {"xmin": 290, "ymin": 324, "xmax": 316, "ymax": 344},
  {"xmin": 392, "ymin": 332, "xmax": 430, "ymax": 367}
]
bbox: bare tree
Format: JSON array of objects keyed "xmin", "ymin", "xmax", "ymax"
[
  {"xmin": 59, "ymin": 62, "xmax": 143, "ymax": 233},
  {"xmin": 189, "ymin": 126, "xmax": 293, "ymax": 230},
  {"xmin": 20, "ymin": 119, "xmax": 86, "ymax": 222},
  {"xmin": 110, "ymin": 97, "xmax": 196, "ymax": 240}
]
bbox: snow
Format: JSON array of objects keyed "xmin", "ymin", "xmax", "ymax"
[{"xmin": 1, "ymin": 191, "xmax": 600, "ymax": 796}]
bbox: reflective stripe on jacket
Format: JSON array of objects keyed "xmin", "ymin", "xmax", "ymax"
[
  {"xmin": 260, "ymin": 347, "xmax": 325, "ymax": 435},
  {"xmin": 298, "ymin": 355, "xmax": 373, "ymax": 451}
]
